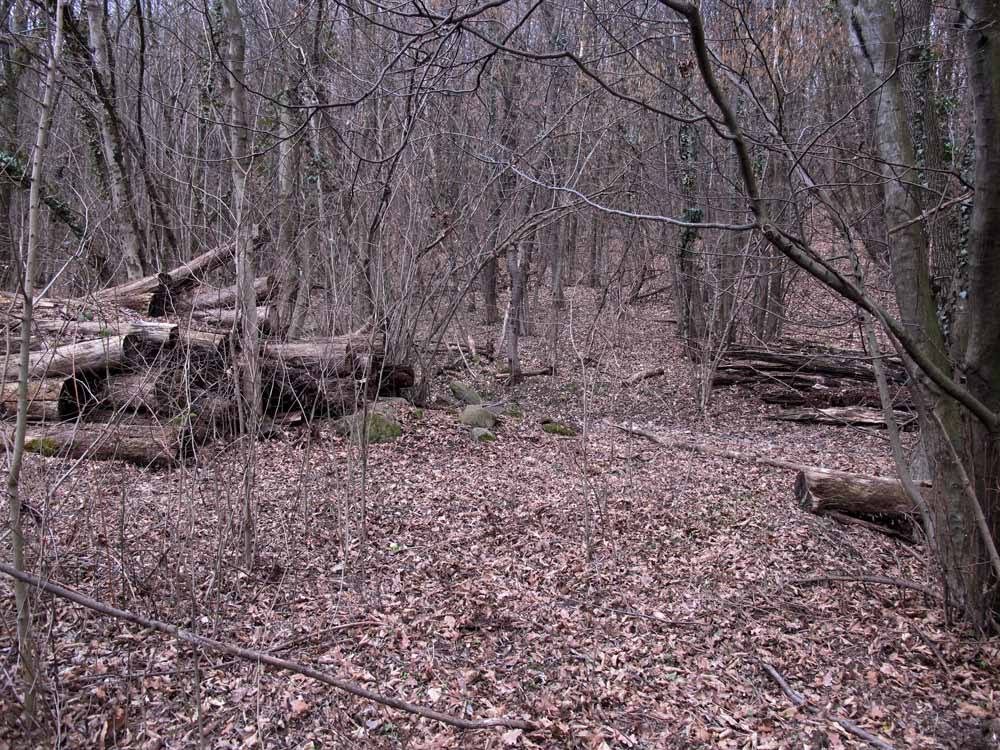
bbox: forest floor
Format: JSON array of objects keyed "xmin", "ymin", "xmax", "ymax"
[{"xmin": 2, "ymin": 288, "xmax": 998, "ymax": 750}]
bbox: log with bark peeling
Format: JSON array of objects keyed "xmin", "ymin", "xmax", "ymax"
[
  {"xmin": 769, "ymin": 406, "xmax": 917, "ymax": 429},
  {"xmin": 172, "ymin": 275, "xmax": 278, "ymax": 314},
  {"xmin": 96, "ymin": 243, "xmax": 236, "ymax": 315},
  {"xmin": 1, "ymin": 421, "xmax": 190, "ymax": 467},
  {"xmin": 2, "ymin": 329, "xmax": 174, "ymax": 380},
  {"xmin": 794, "ymin": 467, "xmax": 923, "ymax": 517}
]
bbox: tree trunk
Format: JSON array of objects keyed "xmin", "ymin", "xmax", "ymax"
[
  {"xmin": 3, "ymin": 331, "xmax": 172, "ymax": 380},
  {"xmin": 97, "ymin": 242, "xmax": 235, "ymax": 314},
  {"xmin": 172, "ymin": 275, "xmax": 277, "ymax": 314},
  {"xmin": 0, "ymin": 375, "xmax": 103, "ymax": 422},
  {"xmin": 3, "ymin": 421, "xmax": 190, "ymax": 468},
  {"xmin": 6, "ymin": 1, "xmax": 65, "ymax": 717},
  {"xmin": 85, "ymin": 0, "xmax": 147, "ymax": 279},
  {"xmin": 795, "ymin": 467, "xmax": 921, "ymax": 518}
]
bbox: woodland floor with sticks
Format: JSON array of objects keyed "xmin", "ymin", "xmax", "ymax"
[{"xmin": 2, "ymin": 288, "xmax": 998, "ymax": 750}]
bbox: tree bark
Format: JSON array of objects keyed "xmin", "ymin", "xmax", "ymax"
[
  {"xmin": 85, "ymin": 0, "xmax": 147, "ymax": 279},
  {"xmin": 0, "ymin": 374, "xmax": 102, "ymax": 421},
  {"xmin": 3, "ymin": 421, "xmax": 189, "ymax": 467},
  {"xmin": 795, "ymin": 467, "xmax": 922, "ymax": 518},
  {"xmin": 6, "ymin": 1, "xmax": 66, "ymax": 716}
]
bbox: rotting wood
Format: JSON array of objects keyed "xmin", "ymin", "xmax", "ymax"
[
  {"xmin": 769, "ymin": 406, "xmax": 916, "ymax": 429},
  {"xmin": 96, "ymin": 242, "xmax": 236, "ymax": 315},
  {"xmin": 794, "ymin": 467, "xmax": 919, "ymax": 517},
  {"xmin": 0, "ymin": 561, "xmax": 536, "ymax": 732},
  {"xmin": 0, "ymin": 375, "xmax": 103, "ymax": 422},
  {"xmin": 1, "ymin": 421, "xmax": 190, "ymax": 468},
  {"xmin": 623, "ymin": 367, "xmax": 665, "ymax": 386}
]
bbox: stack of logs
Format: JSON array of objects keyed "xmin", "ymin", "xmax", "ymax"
[
  {"xmin": 713, "ymin": 343, "xmax": 914, "ymax": 428},
  {"xmin": 0, "ymin": 246, "xmax": 413, "ymax": 468}
]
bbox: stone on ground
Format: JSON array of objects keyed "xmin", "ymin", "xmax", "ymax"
[
  {"xmin": 460, "ymin": 404, "xmax": 497, "ymax": 429},
  {"xmin": 449, "ymin": 380, "xmax": 482, "ymax": 405},
  {"xmin": 471, "ymin": 427, "xmax": 496, "ymax": 443}
]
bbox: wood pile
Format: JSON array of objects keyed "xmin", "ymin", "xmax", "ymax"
[
  {"xmin": 714, "ymin": 343, "xmax": 913, "ymax": 414},
  {"xmin": 0, "ymin": 246, "xmax": 413, "ymax": 467}
]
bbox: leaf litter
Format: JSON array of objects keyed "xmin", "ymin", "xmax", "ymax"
[{"xmin": 1, "ymin": 291, "xmax": 997, "ymax": 749}]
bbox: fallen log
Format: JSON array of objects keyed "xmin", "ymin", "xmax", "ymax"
[
  {"xmin": 102, "ymin": 372, "xmax": 165, "ymax": 414},
  {"xmin": 190, "ymin": 305, "xmax": 279, "ymax": 335},
  {"xmin": 174, "ymin": 275, "xmax": 277, "ymax": 314},
  {"xmin": 794, "ymin": 467, "xmax": 920, "ymax": 517},
  {"xmin": 261, "ymin": 336, "xmax": 372, "ymax": 376},
  {"xmin": 623, "ymin": 367, "xmax": 665, "ymax": 386},
  {"xmin": 261, "ymin": 366, "xmax": 367, "ymax": 416},
  {"xmin": 175, "ymin": 328, "xmax": 230, "ymax": 355},
  {"xmin": 32, "ymin": 318, "xmax": 177, "ymax": 344},
  {"xmin": 723, "ymin": 346, "xmax": 906, "ymax": 383},
  {"xmin": 2, "ymin": 329, "xmax": 175, "ymax": 380},
  {"xmin": 760, "ymin": 384, "xmax": 913, "ymax": 411},
  {"xmin": 0, "ymin": 375, "xmax": 103, "ymax": 422},
  {"xmin": 610, "ymin": 422, "xmax": 924, "ymax": 531},
  {"xmin": 495, "ymin": 366, "xmax": 554, "ymax": 379},
  {"xmin": 96, "ymin": 243, "xmax": 235, "ymax": 315},
  {"xmin": 769, "ymin": 406, "xmax": 917, "ymax": 429},
  {"xmin": 2, "ymin": 421, "xmax": 190, "ymax": 468},
  {"xmin": 5, "ymin": 336, "xmax": 129, "ymax": 380}
]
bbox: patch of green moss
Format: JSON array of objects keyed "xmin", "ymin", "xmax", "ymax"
[
  {"xmin": 542, "ymin": 422, "xmax": 577, "ymax": 437},
  {"xmin": 26, "ymin": 437, "xmax": 59, "ymax": 456},
  {"xmin": 472, "ymin": 427, "xmax": 496, "ymax": 443},
  {"xmin": 504, "ymin": 403, "xmax": 524, "ymax": 419},
  {"xmin": 366, "ymin": 412, "xmax": 403, "ymax": 443}
]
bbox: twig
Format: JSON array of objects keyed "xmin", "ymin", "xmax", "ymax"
[
  {"xmin": 557, "ymin": 596, "xmax": 704, "ymax": 629},
  {"xmin": 0, "ymin": 562, "xmax": 534, "ymax": 731},
  {"xmin": 760, "ymin": 662, "xmax": 804, "ymax": 706},
  {"xmin": 622, "ymin": 367, "xmax": 665, "ymax": 386},
  {"xmin": 787, "ymin": 574, "xmax": 938, "ymax": 598},
  {"xmin": 760, "ymin": 662, "xmax": 894, "ymax": 749},
  {"xmin": 495, "ymin": 366, "xmax": 553, "ymax": 379},
  {"xmin": 610, "ymin": 421, "xmax": 808, "ymax": 471}
]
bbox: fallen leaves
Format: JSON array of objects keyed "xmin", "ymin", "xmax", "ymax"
[{"xmin": 1, "ymin": 294, "xmax": 996, "ymax": 749}]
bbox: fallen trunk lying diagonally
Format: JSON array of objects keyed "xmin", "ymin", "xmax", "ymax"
[
  {"xmin": 0, "ymin": 561, "xmax": 535, "ymax": 732},
  {"xmin": 96, "ymin": 242, "xmax": 237, "ymax": 315}
]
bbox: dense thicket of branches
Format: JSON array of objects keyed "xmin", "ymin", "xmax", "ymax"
[{"xmin": 2, "ymin": 0, "xmax": 998, "ymax": 635}]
